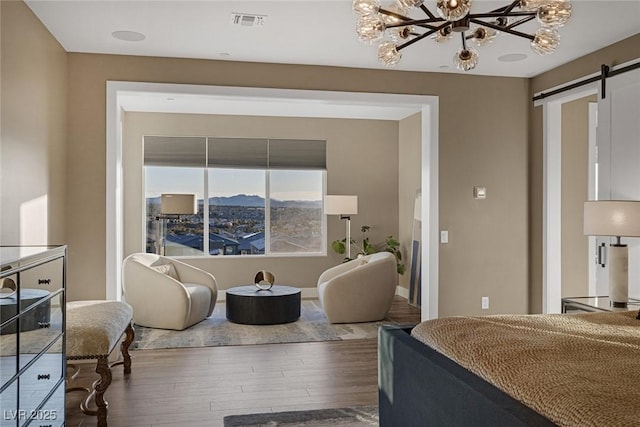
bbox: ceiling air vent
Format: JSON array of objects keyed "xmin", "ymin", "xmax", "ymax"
[{"xmin": 230, "ymin": 13, "xmax": 267, "ymax": 28}]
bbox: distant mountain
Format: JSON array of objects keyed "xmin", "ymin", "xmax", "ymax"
[
  {"xmin": 210, "ymin": 194, "xmax": 264, "ymax": 207},
  {"xmin": 209, "ymin": 194, "xmax": 321, "ymax": 209}
]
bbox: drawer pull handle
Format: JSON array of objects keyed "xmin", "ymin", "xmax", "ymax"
[
  {"xmin": 38, "ymin": 278, "xmax": 52, "ymax": 285},
  {"xmin": 38, "ymin": 322, "xmax": 51, "ymax": 328},
  {"xmin": 37, "ymin": 374, "xmax": 51, "ymax": 380}
]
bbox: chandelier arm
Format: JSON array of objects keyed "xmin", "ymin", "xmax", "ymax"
[
  {"xmin": 506, "ymin": 15, "xmax": 537, "ymax": 29},
  {"xmin": 386, "ymin": 22, "xmax": 440, "ymax": 30},
  {"xmin": 461, "ymin": 32, "xmax": 468, "ymax": 51},
  {"xmin": 396, "ymin": 23, "xmax": 449, "ymax": 51},
  {"xmin": 469, "ymin": 11, "xmax": 536, "ymax": 19},
  {"xmin": 378, "ymin": 8, "xmax": 412, "ymax": 22},
  {"xmin": 419, "ymin": 4, "xmax": 438, "ymax": 20},
  {"xmin": 469, "ymin": 18, "xmax": 534, "ymax": 41},
  {"xmin": 503, "ymin": 0, "xmax": 522, "ymax": 15}
]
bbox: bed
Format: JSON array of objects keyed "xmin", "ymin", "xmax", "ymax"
[{"xmin": 378, "ymin": 310, "xmax": 640, "ymax": 426}]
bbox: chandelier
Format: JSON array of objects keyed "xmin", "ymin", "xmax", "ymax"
[{"xmin": 353, "ymin": 0, "xmax": 572, "ymax": 71}]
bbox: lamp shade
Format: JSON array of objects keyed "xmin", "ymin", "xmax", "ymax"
[
  {"xmin": 583, "ymin": 200, "xmax": 640, "ymax": 237},
  {"xmin": 324, "ymin": 195, "xmax": 358, "ymax": 215},
  {"xmin": 161, "ymin": 194, "xmax": 196, "ymax": 215}
]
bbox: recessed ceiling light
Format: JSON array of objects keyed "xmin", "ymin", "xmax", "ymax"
[
  {"xmin": 220, "ymin": 52, "xmax": 231, "ymax": 57},
  {"xmin": 112, "ymin": 31, "xmax": 146, "ymax": 42},
  {"xmin": 439, "ymin": 65, "xmax": 449, "ymax": 69},
  {"xmin": 498, "ymin": 53, "xmax": 528, "ymax": 63}
]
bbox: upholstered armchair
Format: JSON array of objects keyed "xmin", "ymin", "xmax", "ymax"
[
  {"xmin": 317, "ymin": 252, "xmax": 398, "ymax": 323},
  {"xmin": 122, "ymin": 253, "xmax": 218, "ymax": 330}
]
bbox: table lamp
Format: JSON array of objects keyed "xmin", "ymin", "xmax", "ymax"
[
  {"xmin": 324, "ymin": 195, "xmax": 358, "ymax": 259},
  {"xmin": 583, "ymin": 200, "xmax": 640, "ymax": 307},
  {"xmin": 158, "ymin": 194, "xmax": 197, "ymax": 254}
]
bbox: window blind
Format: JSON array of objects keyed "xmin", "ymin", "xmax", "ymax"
[
  {"xmin": 207, "ymin": 138, "xmax": 268, "ymax": 168},
  {"xmin": 268, "ymin": 139, "xmax": 326, "ymax": 169},
  {"xmin": 143, "ymin": 136, "xmax": 206, "ymax": 167},
  {"xmin": 144, "ymin": 136, "xmax": 326, "ymax": 170}
]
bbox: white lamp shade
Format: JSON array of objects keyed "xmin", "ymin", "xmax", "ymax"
[
  {"xmin": 324, "ymin": 195, "xmax": 358, "ymax": 215},
  {"xmin": 583, "ymin": 200, "xmax": 640, "ymax": 237},
  {"xmin": 161, "ymin": 194, "xmax": 197, "ymax": 215}
]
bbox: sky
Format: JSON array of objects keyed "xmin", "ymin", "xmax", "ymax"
[{"xmin": 145, "ymin": 167, "xmax": 323, "ymax": 201}]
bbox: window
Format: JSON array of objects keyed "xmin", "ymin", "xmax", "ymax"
[{"xmin": 144, "ymin": 136, "xmax": 326, "ymax": 256}]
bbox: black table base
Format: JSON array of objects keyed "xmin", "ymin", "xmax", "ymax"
[{"xmin": 226, "ymin": 285, "xmax": 301, "ymax": 325}]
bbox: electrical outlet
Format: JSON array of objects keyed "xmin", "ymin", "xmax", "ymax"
[{"xmin": 481, "ymin": 297, "xmax": 489, "ymax": 310}]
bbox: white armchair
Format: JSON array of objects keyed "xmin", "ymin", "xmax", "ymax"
[
  {"xmin": 318, "ymin": 252, "xmax": 398, "ymax": 324},
  {"xmin": 122, "ymin": 253, "xmax": 218, "ymax": 330}
]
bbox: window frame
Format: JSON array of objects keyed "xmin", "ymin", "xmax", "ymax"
[{"xmin": 143, "ymin": 136, "xmax": 328, "ymax": 258}]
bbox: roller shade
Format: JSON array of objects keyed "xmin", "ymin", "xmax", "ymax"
[
  {"xmin": 144, "ymin": 136, "xmax": 326, "ymax": 170},
  {"xmin": 268, "ymin": 139, "xmax": 326, "ymax": 169},
  {"xmin": 207, "ymin": 138, "xmax": 268, "ymax": 168},
  {"xmin": 144, "ymin": 136, "xmax": 206, "ymax": 167}
]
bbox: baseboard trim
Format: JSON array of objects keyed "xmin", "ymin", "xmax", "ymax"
[{"xmin": 395, "ymin": 286, "xmax": 409, "ymax": 299}]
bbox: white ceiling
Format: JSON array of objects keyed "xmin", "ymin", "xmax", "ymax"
[
  {"xmin": 24, "ymin": 1, "xmax": 640, "ymax": 119},
  {"xmin": 26, "ymin": 0, "xmax": 640, "ymax": 78}
]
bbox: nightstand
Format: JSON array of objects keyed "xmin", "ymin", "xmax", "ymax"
[{"xmin": 561, "ymin": 296, "xmax": 640, "ymax": 313}]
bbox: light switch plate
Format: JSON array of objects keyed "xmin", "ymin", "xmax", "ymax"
[
  {"xmin": 474, "ymin": 186, "xmax": 487, "ymax": 199},
  {"xmin": 440, "ymin": 230, "xmax": 448, "ymax": 244}
]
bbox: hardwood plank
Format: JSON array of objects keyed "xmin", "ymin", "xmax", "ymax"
[{"xmin": 65, "ymin": 296, "xmax": 420, "ymax": 426}]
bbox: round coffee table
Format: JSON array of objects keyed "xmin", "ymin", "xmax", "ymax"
[{"xmin": 225, "ymin": 285, "xmax": 301, "ymax": 325}]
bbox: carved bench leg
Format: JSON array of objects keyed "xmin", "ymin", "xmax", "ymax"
[
  {"xmin": 121, "ymin": 323, "xmax": 134, "ymax": 374},
  {"xmin": 94, "ymin": 356, "xmax": 112, "ymax": 427}
]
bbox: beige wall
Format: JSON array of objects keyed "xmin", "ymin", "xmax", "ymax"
[
  {"xmin": 561, "ymin": 95, "xmax": 596, "ymax": 298},
  {"xmin": 67, "ymin": 54, "xmax": 531, "ymax": 313},
  {"xmin": 398, "ymin": 113, "xmax": 421, "ymax": 291},
  {"xmin": 122, "ymin": 111, "xmax": 399, "ymax": 290},
  {"xmin": 529, "ymin": 34, "xmax": 640, "ymax": 312},
  {"xmin": 0, "ymin": 1, "xmax": 67, "ymax": 246},
  {"xmin": 67, "ymin": 53, "xmax": 531, "ymax": 314}
]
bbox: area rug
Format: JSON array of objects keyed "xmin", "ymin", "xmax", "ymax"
[
  {"xmin": 223, "ymin": 406, "xmax": 378, "ymax": 426},
  {"xmin": 131, "ymin": 300, "xmax": 395, "ymax": 350}
]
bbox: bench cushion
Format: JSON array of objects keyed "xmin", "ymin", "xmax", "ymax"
[{"xmin": 67, "ymin": 300, "xmax": 133, "ymax": 359}]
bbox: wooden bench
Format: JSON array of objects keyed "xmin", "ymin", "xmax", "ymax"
[{"xmin": 66, "ymin": 300, "xmax": 134, "ymax": 427}]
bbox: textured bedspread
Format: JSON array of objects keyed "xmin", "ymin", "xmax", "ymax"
[{"xmin": 411, "ymin": 311, "xmax": 640, "ymax": 426}]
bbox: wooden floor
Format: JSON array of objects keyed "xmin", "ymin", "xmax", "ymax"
[{"xmin": 65, "ymin": 296, "xmax": 421, "ymax": 427}]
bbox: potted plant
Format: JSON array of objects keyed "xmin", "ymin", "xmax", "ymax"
[{"xmin": 331, "ymin": 225, "xmax": 405, "ymax": 275}]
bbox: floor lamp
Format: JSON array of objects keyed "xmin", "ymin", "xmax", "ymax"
[
  {"xmin": 324, "ymin": 195, "xmax": 358, "ymax": 259},
  {"xmin": 158, "ymin": 194, "xmax": 197, "ymax": 255},
  {"xmin": 584, "ymin": 200, "xmax": 640, "ymax": 307}
]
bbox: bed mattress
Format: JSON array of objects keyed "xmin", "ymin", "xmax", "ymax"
[{"xmin": 411, "ymin": 311, "xmax": 640, "ymax": 426}]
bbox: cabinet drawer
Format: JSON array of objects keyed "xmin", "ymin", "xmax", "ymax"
[
  {"xmin": 19, "ymin": 259, "xmax": 63, "ymax": 296},
  {"xmin": 0, "ymin": 379, "xmax": 18, "ymax": 427},
  {"xmin": 18, "ymin": 294, "xmax": 63, "ymax": 370},
  {"xmin": 19, "ymin": 342, "xmax": 63, "ymax": 423},
  {"xmin": 24, "ymin": 381, "xmax": 64, "ymax": 427},
  {"xmin": 0, "ymin": 319, "xmax": 18, "ymax": 389}
]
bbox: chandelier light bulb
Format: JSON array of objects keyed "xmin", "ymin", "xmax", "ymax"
[
  {"xmin": 378, "ymin": 42, "xmax": 402, "ymax": 66},
  {"xmin": 537, "ymin": 1, "xmax": 572, "ymax": 27},
  {"xmin": 436, "ymin": 0, "xmax": 472, "ymax": 22},
  {"xmin": 356, "ymin": 15, "xmax": 386, "ymax": 44},
  {"xmin": 472, "ymin": 27, "xmax": 497, "ymax": 46},
  {"xmin": 531, "ymin": 27, "xmax": 560, "ymax": 55},
  {"xmin": 519, "ymin": 0, "xmax": 545, "ymax": 11},
  {"xmin": 352, "ymin": 0, "xmax": 381, "ymax": 16},
  {"xmin": 398, "ymin": 0, "xmax": 424, "ymax": 7},
  {"xmin": 433, "ymin": 26, "xmax": 453, "ymax": 43},
  {"xmin": 453, "ymin": 47, "xmax": 479, "ymax": 71}
]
